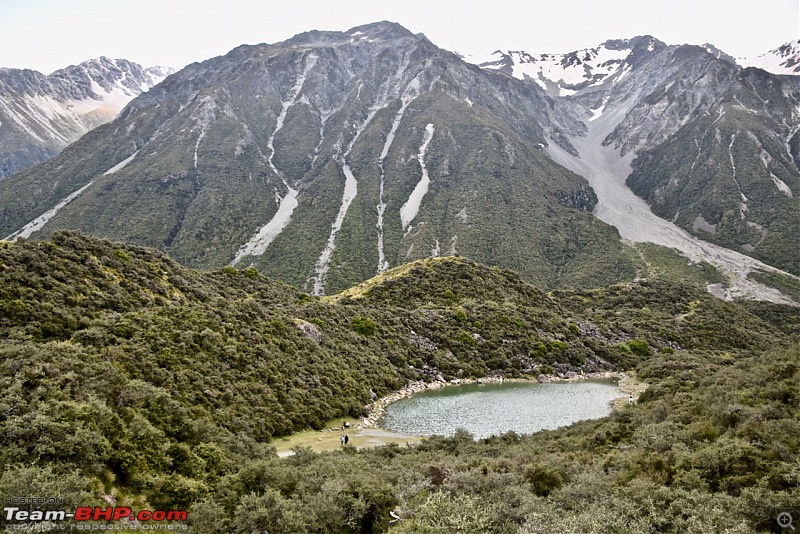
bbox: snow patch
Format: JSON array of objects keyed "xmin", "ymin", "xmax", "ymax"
[
  {"xmin": 468, "ymin": 45, "xmax": 632, "ymax": 97},
  {"xmin": 6, "ymin": 152, "xmax": 138, "ymax": 241},
  {"xmin": 738, "ymin": 39, "xmax": 800, "ymax": 76},
  {"xmin": 232, "ymin": 54, "xmax": 317, "ymax": 266},
  {"xmin": 376, "ymin": 78, "xmax": 422, "ymax": 273},
  {"xmin": 400, "ymin": 123, "xmax": 435, "ymax": 230},
  {"xmin": 588, "ymin": 97, "xmax": 609, "ymax": 122}
]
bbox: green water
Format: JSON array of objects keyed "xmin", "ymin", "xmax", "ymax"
[{"xmin": 381, "ymin": 379, "xmax": 622, "ymax": 439}]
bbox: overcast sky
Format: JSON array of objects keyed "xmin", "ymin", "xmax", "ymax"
[{"xmin": 1, "ymin": 0, "xmax": 797, "ymax": 73}]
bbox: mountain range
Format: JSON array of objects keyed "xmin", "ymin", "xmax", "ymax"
[
  {"xmin": 0, "ymin": 22, "xmax": 796, "ymax": 302},
  {"xmin": 0, "ymin": 57, "xmax": 173, "ymax": 178}
]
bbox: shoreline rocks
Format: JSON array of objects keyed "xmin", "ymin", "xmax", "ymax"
[{"xmin": 363, "ymin": 371, "xmax": 630, "ymax": 428}]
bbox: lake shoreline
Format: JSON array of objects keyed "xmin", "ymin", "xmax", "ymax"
[{"xmin": 363, "ymin": 371, "xmax": 639, "ymax": 429}]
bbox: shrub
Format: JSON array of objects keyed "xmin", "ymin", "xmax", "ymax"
[
  {"xmin": 627, "ymin": 339, "xmax": 651, "ymax": 357},
  {"xmin": 459, "ymin": 331, "xmax": 476, "ymax": 346},
  {"xmin": 524, "ymin": 464, "xmax": 563, "ymax": 496},
  {"xmin": 351, "ymin": 316, "xmax": 377, "ymax": 336}
]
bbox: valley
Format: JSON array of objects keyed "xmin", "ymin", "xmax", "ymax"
[
  {"xmin": 0, "ymin": 233, "xmax": 796, "ymax": 532},
  {"xmin": 0, "ymin": 20, "xmax": 799, "ymax": 532}
]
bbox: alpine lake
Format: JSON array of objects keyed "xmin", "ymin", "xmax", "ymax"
[
  {"xmin": 274, "ymin": 378, "xmax": 626, "ymax": 456},
  {"xmin": 380, "ymin": 379, "xmax": 623, "ymax": 439}
]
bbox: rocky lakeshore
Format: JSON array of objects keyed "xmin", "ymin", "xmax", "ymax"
[{"xmin": 362, "ymin": 371, "xmax": 632, "ymax": 428}]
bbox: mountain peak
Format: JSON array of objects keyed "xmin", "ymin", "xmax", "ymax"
[
  {"xmin": 347, "ymin": 20, "xmax": 415, "ymax": 39},
  {"xmin": 463, "ymin": 36, "xmax": 665, "ymax": 97},
  {"xmin": 0, "ymin": 57, "xmax": 173, "ymax": 178},
  {"xmin": 282, "ymin": 20, "xmax": 417, "ymax": 49},
  {"xmin": 738, "ymin": 39, "xmax": 800, "ymax": 75}
]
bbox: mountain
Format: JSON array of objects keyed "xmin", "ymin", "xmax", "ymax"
[
  {"xmin": 0, "ymin": 24, "xmax": 797, "ymax": 302},
  {"xmin": 0, "ymin": 232, "xmax": 797, "ymax": 529},
  {"xmin": 467, "ymin": 36, "xmax": 800, "ymax": 285},
  {"xmin": 738, "ymin": 39, "xmax": 800, "ymax": 75},
  {"xmin": 0, "ymin": 22, "xmax": 632, "ymax": 296},
  {"xmin": 462, "ymin": 36, "xmax": 667, "ymax": 98},
  {"xmin": 0, "ymin": 57, "xmax": 173, "ymax": 178}
]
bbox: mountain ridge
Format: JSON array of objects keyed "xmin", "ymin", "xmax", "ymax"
[
  {"xmin": 466, "ymin": 34, "xmax": 800, "ymax": 287},
  {"xmin": 0, "ymin": 22, "xmax": 630, "ymax": 297},
  {"xmin": 0, "ymin": 57, "xmax": 173, "ymax": 178},
  {"xmin": 0, "ymin": 22, "xmax": 797, "ymax": 302}
]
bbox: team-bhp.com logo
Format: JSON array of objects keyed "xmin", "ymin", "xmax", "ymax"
[{"xmin": 3, "ymin": 503, "xmax": 187, "ymax": 531}]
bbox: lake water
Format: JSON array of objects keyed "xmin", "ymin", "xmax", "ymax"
[{"xmin": 381, "ymin": 379, "xmax": 622, "ymax": 439}]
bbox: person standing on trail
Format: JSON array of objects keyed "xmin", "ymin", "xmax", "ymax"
[
  {"xmin": 340, "ymin": 435, "xmax": 345, "ymax": 446},
  {"xmin": 344, "ymin": 434, "xmax": 349, "ymax": 445}
]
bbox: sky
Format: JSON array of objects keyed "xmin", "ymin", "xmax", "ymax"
[{"xmin": 1, "ymin": 0, "xmax": 797, "ymax": 73}]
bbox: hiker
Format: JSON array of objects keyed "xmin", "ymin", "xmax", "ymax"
[
  {"xmin": 344, "ymin": 434, "xmax": 349, "ymax": 445},
  {"xmin": 340, "ymin": 435, "xmax": 345, "ymax": 446}
]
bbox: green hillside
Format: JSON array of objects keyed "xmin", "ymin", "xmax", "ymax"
[{"xmin": 0, "ymin": 233, "xmax": 797, "ymax": 531}]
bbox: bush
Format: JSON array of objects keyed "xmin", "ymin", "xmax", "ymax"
[
  {"xmin": 627, "ymin": 339, "xmax": 651, "ymax": 357},
  {"xmin": 524, "ymin": 464, "xmax": 563, "ymax": 496},
  {"xmin": 351, "ymin": 316, "xmax": 377, "ymax": 336}
]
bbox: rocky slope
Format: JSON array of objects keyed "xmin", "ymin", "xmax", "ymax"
[
  {"xmin": 0, "ymin": 22, "xmax": 628, "ymax": 295},
  {"xmin": 468, "ymin": 36, "xmax": 800, "ymax": 291},
  {"xmin": 0, "ymin": 57, "xmax": 172, "ymax": 178},
  {"xmin": 0, "ymin": 25, "xmax": 797, "ymax": 301}
]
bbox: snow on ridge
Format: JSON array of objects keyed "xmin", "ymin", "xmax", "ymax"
[
  {"xmin": 738, "ymin": 39, "xmax": 800, "ymax": 75},
  {"xmin": 465, "ymin": 44, "xmax": 633, "ymax": 96},
  {"xmin": 400, "ymin": 123, "xmax": 435, "ymax": 230},
  {"xmin": 459, "ymin": 50, "xmax": 506, "ymax": 66},
  {"xmin": 5, "ymin": 151, "xmax": 138, "ymax": 241}
]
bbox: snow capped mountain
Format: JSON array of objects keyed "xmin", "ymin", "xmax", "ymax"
[
  {"xmin": 463, "ymin": 34, "xmax": 799, "ymax": 299},
  {"xmin": 738, "ymin": 40, "xmax": 800, "ymax": 75},
  {"xmin": 0, "ymin": 23, "xmax": 796, "ymax": 303},
  {"xmin": 462, "ymin": 36, "xmax": 665, "ymax": 97},
  {"xmin": 0, "ymin": 57, "xmax": 173, "ymax": 178},
  {"xmin": 0, "ymin": 21, "xmax": 628, "ymax": 296}
]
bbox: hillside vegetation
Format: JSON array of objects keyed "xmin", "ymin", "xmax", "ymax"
[{"xmin": 0, "ymin": 232, "xmax": 797, "ymax": 532}]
